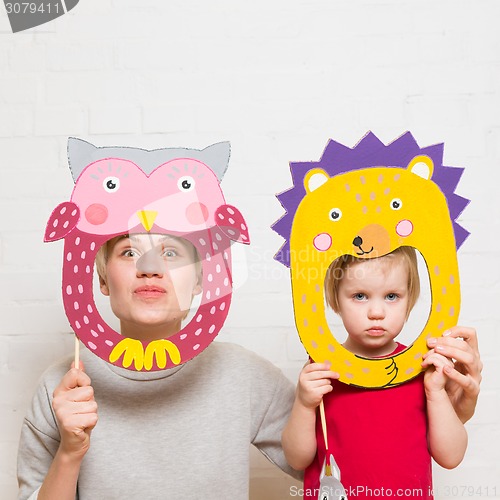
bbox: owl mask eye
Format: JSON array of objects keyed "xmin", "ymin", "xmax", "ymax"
[
  {"xmin": 329, "ymin": 208, "xmax": 342, "ymax": 221},
  {"xmin": 177, "ymin": 176, "xmax": 195, "ymax": 192},
  {"xmin": 103, "ymin": 176, "xmax": 120, "ymax": 193},
  {"xmin": 390, "ymin": 198, "xmax": 403, "ymax": 210}
]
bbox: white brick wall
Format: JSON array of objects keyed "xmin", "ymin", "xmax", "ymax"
[{"xmin": 1, "ymin": 0, "xmax": 499, "ymax": 498}]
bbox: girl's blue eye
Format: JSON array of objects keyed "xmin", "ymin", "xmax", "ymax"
[
  {"xmin": 354, "ymin": 293, "xmax": 366, "ymax": 301},
  {"xmin": 386, "ymin": 293, "xmax": 398, "ymax": 301}
]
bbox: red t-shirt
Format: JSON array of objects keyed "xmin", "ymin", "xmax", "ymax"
[{"xmin": 304, "ymin": 344, "xmax": 433, "ymax": 499}]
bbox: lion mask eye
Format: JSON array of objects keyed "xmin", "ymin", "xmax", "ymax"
[
  {"xmin": 329, "ymin": 208, "xmax": 342, "ymax": 221},
  {"xmin": 390, "ymin": 198, "xmax": 403, "ymax": 210}
]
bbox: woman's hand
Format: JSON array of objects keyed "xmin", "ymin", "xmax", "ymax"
[{"xmin": 51, "ymin": 361, "xmax": 98, "ymax": 459}]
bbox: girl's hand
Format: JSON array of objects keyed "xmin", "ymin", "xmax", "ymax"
[
  {"xmin": 296, "ymin": 362, "xmax": 339, "ymax": 409},
  {"xmin": 422, "ymin": 350, "xmax": 454, "ymax": 395}
]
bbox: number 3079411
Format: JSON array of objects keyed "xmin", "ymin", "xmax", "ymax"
[{"xmin": 5, "ymin": 2, "xmax": 60, "ymax": 14}]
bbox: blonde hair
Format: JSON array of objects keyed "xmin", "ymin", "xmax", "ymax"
[
  {"xmin": 324, "ymin": 247, "xmax": 420, "ymax": 318},
  {"xmin": 95, "ymin": 240, "xmax": 111, "ymax": 283}
]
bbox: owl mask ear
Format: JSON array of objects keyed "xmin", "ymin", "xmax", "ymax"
[
  {"xmin": 67, "ymin": 137, "xmax": 98, "ymax": 183},
  {"xmin": 199, "ymin": 142, "xmax": 230, "ymax": 182}
]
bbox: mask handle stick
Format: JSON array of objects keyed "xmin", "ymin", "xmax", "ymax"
[
  {"xmin": 74, "ymin": 336, "xmax": 80, "ymax": 370},
  {"xmin": 319, "ymin": 399, "xmax": 328, "ymax": 449},
  {"xmin": 319, "ymin": 399, "xmax": 331, "ymax": 476}
]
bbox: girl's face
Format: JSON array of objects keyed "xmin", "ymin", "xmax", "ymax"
[
  {"xmin": 100, "ymin": 234, "xmax": 202, "ymax": 342},
  {"xmin": 337, "ymin": 256, "xmax": 409, "ymax": 358}
]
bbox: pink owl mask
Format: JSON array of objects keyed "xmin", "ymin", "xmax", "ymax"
[{"xmin": 45, "ymin": 138, "xmax": 250, "ymax": 371}]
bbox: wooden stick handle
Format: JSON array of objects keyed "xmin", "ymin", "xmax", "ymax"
[
  {"xmin": 319, "ymin": 399, "xmax": 328, "ymax": 450},
  {"xmin": 74, "ymin": 336, "xmax": 80, "ymax": 370}
]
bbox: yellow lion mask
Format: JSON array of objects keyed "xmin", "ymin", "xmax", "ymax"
[{"xmin": 273, "ymin": 132, "xmax": 469, "ymax": 388}]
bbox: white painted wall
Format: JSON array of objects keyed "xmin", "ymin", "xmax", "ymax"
[{"xmin": 1, "ymin": 0, "xmax": 499, "ymax": 498}]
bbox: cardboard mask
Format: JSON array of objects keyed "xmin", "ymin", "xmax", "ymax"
[
  {"xmin": 45, "ymin": 138, "xmax": 250, "ymax": 371},
  {"xmin": 273, "ymin": 132, "xmax": 469, "ymax": 388}
]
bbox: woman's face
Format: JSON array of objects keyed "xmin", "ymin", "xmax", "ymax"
[{"xmin": 100, "ymin": 233, "xmax": 202, "ymax": 341}]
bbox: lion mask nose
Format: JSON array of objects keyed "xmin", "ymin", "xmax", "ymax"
[{"xmin": 353, "ymin": 224, "xmax": 390, "ymax": 257}]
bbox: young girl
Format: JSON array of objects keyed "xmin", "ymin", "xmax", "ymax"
[{"xmin": 282, "ymin": 247, "xmax": 468, "ymax": 499}]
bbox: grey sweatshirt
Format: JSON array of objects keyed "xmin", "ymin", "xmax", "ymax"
[{"xmin": 17, "ymin": 341, "xmax": 300, "ymax": 500}]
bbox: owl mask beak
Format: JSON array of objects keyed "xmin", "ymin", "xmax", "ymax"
[{"xmin": 137, "ymin": 210, "xmax": 158, "ymax": 232}]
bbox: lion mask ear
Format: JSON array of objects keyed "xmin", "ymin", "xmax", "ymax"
[
  {"xmin": 407, "ymin": 155, "xmax": 434, "ymax": 180},
  {"xmin": 304, "ymin": 168, "xmax": 330, "ymax": 193}
]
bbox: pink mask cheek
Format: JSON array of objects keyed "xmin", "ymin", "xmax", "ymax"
[
  {"xmin": 313, "ymin": 233, "xmax": 332, "ymax": 252},
  {"xmin": 186, "ymin": 202, "xmax": 209, "ymax": 225},
  {"xmin": 396, "ymin": 219, "xmax": 413, "ymax": 237},
  {"xmin": 85, "ymin": 204, "xmax": 108, "ymax": 225}
]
